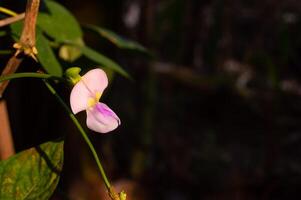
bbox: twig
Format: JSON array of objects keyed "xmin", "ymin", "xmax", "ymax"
[
  {"xmin": 0, "ymin": 13, "xmax": 25, "ymax": 27},
  {"xmin": 20, "ymin": 0, "xmax": 39, "ymax": 49},
  {"xmin": 0, "ymin": 0, "xmax": 40, "ymax": 97},
  {"xmin": 0, "ymin": 100, "xmax": 14, "ymax": 160},
  {"xmin": 152, "ymin": 61, "xmax": 228, "ymax": 90},
  {"xmin": 0, "ymin": 57, "xmax": 23, "ymax": 97}
]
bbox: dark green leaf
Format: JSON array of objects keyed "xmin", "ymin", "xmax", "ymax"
[
  {"xmin": 0, "ymin": 50, "xmax": 13, "ymax": 55},
  {"xmin": 37, "ymin": 0, "xmax": 83, "ymax": 42},
  {"xmin": 0, "ymin": 140, "xmax": 64, "ymax": 200},
  {"xmin": 84, "ymin": 24, "xmax": 148, "ymax": 53},
  {"xmin": 36, "ymin": 31, "xmax": 63, "ymax": 76},
  {"xmin": 10, "ymin": 20, "xmax": 22, "ymax": 40},
  {"xmin": 0, "ymin": 30, "xmax": 7, "ymax": 37},
  {"xmin": 81, "ymin": 46, "xmax": 130, "ymax": 78}
]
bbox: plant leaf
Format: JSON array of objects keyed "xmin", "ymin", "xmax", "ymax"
[
  {"xmin": 37, "ymin": 0, "xmax": 83, "ymax": 42},
  {"xmin": 59, "ymin": 38, "xmax": 84, "ymax": 62},
  {"xmin": 80, "ymin": 46, "xmax": 130, "ymax": 78},
  {"xmin": 0, "ymin": 140, "xmax": 64, "ymax": 200},
  {"xmin": 36, "ymin": 31, "xmax": 63, "ymax": 76},
  {"xmin": 84, "ymin": 24, "xmax": 148, "ymax": 53},
  {"xmin": 10, "ymin": 20, "xmax": 22, "ymax": 40}
]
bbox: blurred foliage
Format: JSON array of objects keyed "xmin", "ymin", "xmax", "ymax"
[{"xmin": 4, "ymin": 0, "xmax": 147, "ymax": 78}]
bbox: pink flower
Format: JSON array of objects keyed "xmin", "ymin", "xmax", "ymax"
[{"xmin": 70, "ymin": 69, "xmax": 120, "ymax": 133}]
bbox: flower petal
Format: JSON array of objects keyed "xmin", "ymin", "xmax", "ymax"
[
  {"xmin": 70, "ymin": 80, "xmax": 92, "ymax": 114},
  {"xmin": 70, "ymin": 68, "xmax": 108, "ymax": 114},
  {"xmin": 86, "ymin": 103, "xmax": 120, "ymax": 133},
  {"xmin": 81, "ymin": 68, "xmax": 108, "ymax": 96}
]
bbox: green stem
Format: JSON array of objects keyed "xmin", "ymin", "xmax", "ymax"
[
  {"xmin": 0, "ymin": 7, "xmax": 18, "ymax": 16},
  {"xmin": 43, "ymin": 80, "xmax": 112, "ymax": 190},
  {"xmin": 0, "ymin": 72, "xmax": 62, "ymax": 82}
]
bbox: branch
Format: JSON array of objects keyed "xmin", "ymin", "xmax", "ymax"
[
  {"xmin": 0, "ymin": 57, "xmax": 23, "ymax": 97},
  {"xmin": 0, "ymin": 100, "xmax": 14, "ymax": 160},
  {"xmin": 0, "ymin": 0, "xmax": 40, "ymax": 97},
  {"xmin": 0, "ymin": 13, "xmax": 25, "ymax": 27},
  {"xmin": 20, "ymin": 0, "xmax": 39, "ymax": 48}
]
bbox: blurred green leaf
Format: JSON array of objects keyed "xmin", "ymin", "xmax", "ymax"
[
  {"xmin": 59, "ymin": 44, "xmax": 81, "ymax": 62},
  {"xmin": 0, "ymin": 50, "xmax": 12, "ymax": 55},
  {"xmin": 84, "ymin": 24, "xmax": 148, "ymax": 54},
  {"xmin": 10, "ymin": 20, "xmax": 22, "ymax": 40},
  {"xmin": 59, "ymin": 38, "xmax": 84, "ymax": 62},
  {"xmin": 0, "ymin": 140, "xmax": 64, "ymax": 200},
  {"xmin": 80, "ymin": 46, "xmax": 130, "ymax": 78},
  {"xmin": 37, "ymin": 0, "xmax": 83, "ymax": 42},
  {"xmin": 36, "ymin": 31, "xmax": 63, "ymax": 76},
  {"xmin": 0, "ymin": 30, "xmax": 7, "ymax": 37}
]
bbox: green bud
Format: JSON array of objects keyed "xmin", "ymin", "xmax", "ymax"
[{"xmin": 65, "ymin": 67, "xmax": 82, "ymax": 85}]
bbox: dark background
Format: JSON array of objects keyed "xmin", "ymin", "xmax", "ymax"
[{"xmin": 1, "ymin": 0, "xmax": 301, "ymax": 199}]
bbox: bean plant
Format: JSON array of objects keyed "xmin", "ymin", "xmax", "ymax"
[{"xmin": 0, "ymin": 0, "xmax": 147, "ymax": 199}]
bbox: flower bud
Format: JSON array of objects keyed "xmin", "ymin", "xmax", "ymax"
[{"xmin": 65, "ymin": 67, "xmax": 82, "ymax": 85}]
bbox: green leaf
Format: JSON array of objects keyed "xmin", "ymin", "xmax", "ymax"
[
  {"xmin": 59, "ymin": 38, "xmax": 84, "ymax": 62},
  {"xmin": 36, "ymin": 31, "xmax": 63, "ymax": 76},
  {"xmin": 10, "ymin": 20, "xmax": 22, "ymax": 40},
  {"xmin": 59, "ymin": 45, "xmax": 81, "ymax": 62},
  {"xmin": 80, "ymin": 46, "xmax": 130, "ymax": 78},
  {"xmin": 37, "ymin": 0, "xmax": 83, "ymax": 42},
  {"xmin": 84, "ymin": 24, "xmax": 148, "ymax": 53},
  {"xmin": 0, "ymin": 140, "xmax": 64, "ymax": 200}
]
